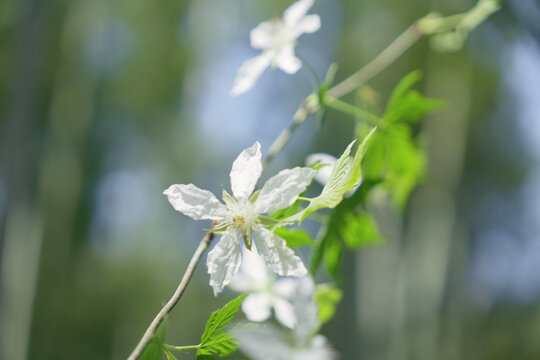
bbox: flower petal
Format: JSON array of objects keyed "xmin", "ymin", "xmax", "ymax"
[
  {"xmin": 163, "ymin": 184, "xmax": 227, "ymax": 220},
  {"xmin": 207, "ymin": 232, "xmax": 242, "ymax": 296},
  {"xmin": 274, "ymin": 44, "xmax": 301, "ymax": 74},
  {"xmin": 250, "ymin": 20, "xmax": 276, "ymax": 49},
  {"xmin": 301, "ymin": 335, "xmax": 336, "ymax": 360},
  {"xmin": 255, "ymin": 167, "xmax": 316, "ymax": 214},
  {"xmin": 230, "ymin": 248, "xmax": 270, "ymax": 292},
  {"xmin": 230, "ymin": 142, "xmax": 263, "ymax": 200},
  {"xmin": 273, "ymin": 297, "xmax": 297, "ymax": 329},
  {"xmin": 242, "ymin": 293, "xmax": 273, "ymax": 322},
  {"xmin": 231, "ymin": 53, "xmax": 273, "ymax": 96},
  {"xmin": 294, "ymin": 14, "xmax": 321, "ymax": 35},
  {"xmin": 283, "ymin": 0, "xmax": 314, "ymax": 28},
  {"xmin": 273, "ymin": 278, "xmax": 297, "ymax": 298},
  {"xmin": 254, "ymin": 227, "xmax": 307, "ymax": 277},
  {"xmin": 234, "ymin": 325, "xmax": 291, "ymax": 360}
]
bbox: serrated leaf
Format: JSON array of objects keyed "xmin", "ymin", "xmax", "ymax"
[
  {"xmin": 363, "ymin": 125, "xmax": 426, "ymax": 208},
  {"xmin": 200, "ymin": 294, "xmax": 246, "ymax": 345},
  {"xmin": 294, "ymin": 128, "xmax": 377, "ymax": 224},
  {"xmin": 340, "ymin": 213, "xmax": 382, "ymax": 248},
  {"xmin": 315, "ymin": 284, "xmax": 343, "ymax": 325},
  {"xmin": 384, "ymin": 70, "xmax": 444, "ymax": 124},
  {"xmin": 140, "ymin": 318, "xmax": 168, "ymax": 360},
  {"xmin": 274, "ymin": 227, "xmax": 317, "ymax": 248},
  {"xmin": 202, "ymin": 331, "xmax": 238, "ymax": 356},
  {"xmin": 195, "ymin": 349, "xmax": 215, "ymax": 360},
  {"xmin": 385, "ymin": 70, "xmax": 423, "ymax": 111}
]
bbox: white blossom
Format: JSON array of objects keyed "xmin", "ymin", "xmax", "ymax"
[
  {"xmin": 235, "ymin": 276, "xmax": 336, "ymax": 360},
  {"xmin": 164, "ymin": 142, "xmax": 316, "ymax": 295},
  {"xmin": 231, "ymin": 0, "xmax": 321, "ymax": 96},
  {"xmin": 306, "ymin": 152, "xmax": 360, "ymax": 197},
  {"xmin": 230, "ymin": 249, "xmax": 298, "ymax": 328}
]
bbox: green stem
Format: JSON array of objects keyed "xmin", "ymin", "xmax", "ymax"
[
  {"xmin": 327, "ymin": 23, "xmax": 424, "ymax": 99},
  {"xmin": 164, "ymin": 344, "xmax": 201, "ymax": 352},
  {"xmin": 324, "ymin": 96, "xmax": 381, "ymax": 126}
]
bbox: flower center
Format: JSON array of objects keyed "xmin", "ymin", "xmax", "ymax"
[
  {"xmin": 227, "ymin": 199, "xmax": 259, "ymax": 236},
  {"xmin": 267, "ymin": 18, "xmax": 294, "ymax": 50}
]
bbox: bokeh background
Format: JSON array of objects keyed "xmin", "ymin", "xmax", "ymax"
[{"xmin": 1, "ymin": 0, "xmax": 539, "ymax": 359}]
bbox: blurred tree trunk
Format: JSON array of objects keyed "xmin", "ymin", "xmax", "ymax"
[{"xmin": 0, "ymin": 0, "xmax": 56, "ymax": 359}]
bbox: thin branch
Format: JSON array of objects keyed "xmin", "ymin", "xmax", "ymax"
[
  {"xmin": 264, "ymin": 22, "xmax": 424, "ymax": 165},
  {"xmin": 127, "ymin": 227, "xmax": 215, "ymax": 360},
  {"xmin": 327, "ymin": 23, "xmax": 423, "ymax": 99}
]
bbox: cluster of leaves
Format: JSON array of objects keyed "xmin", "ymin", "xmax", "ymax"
[
  {"xmin": 360, "ymin": 71, "xmax": 443, "ymax": 208},
  {"xmin": 276, "ymin": 71, "xmax": 442, "ymax": 280}
]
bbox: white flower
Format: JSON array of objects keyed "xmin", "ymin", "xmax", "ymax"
[
  {"xmin": 235, "ymin": 277, "xmax": 336, "ymax": 360},
  {"xmin": 231, "ymin": 0, "xmax": 321, "ymax": 96},
  {"xmin": 164, "ymin": 142, "xmax": 316, "ymax": 295},
  {"xmin": 231, "ymin": 249, "xmax": 298, "ymax": 329},
  {"xmin": 306, "ymin": 153, "xmax": 360, "ymax": 197}
]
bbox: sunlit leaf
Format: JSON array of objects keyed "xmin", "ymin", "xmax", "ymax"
[
  {"xmin": 202, "ymin": 331, "xmax": 238, "ymax": 356},
  {"xmin": 339, "ymin": 213, "xmax": 382, "ymax": 248},
  {"xmin": 195, "ymin": 349, "xmax": 215, "ymax": 360},
  {"xmin": 274, "ymin": 227, "xmax": 317, "ymax": 248},
  {"xmin": 198, "ymin": 294, "xmax": 246, "ymax": 358},
  {"xmin": 315, "ymin": 284, "xmax": 343, "ymax": 325},
  {"xmin": 384, "ymin": 70, "xmax": 444, "ymax": 124}
]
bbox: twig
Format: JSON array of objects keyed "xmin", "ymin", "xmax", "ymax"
[
  {"xmin": 264, "ymin": 22, "xmax": 424, "ymax": 165},
  {"xmin": 127, "ymin": 227, "xmax": 215, "ymax": 360},
  {"xmin": 327, "ymin": 23, "xmax": 423, "ymax": 99}
]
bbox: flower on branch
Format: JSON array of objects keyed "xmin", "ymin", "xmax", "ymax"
[
  {"xmin": 164, "ymin": 142, "xmax": 316, "ymax": 295},
  {"xmin": 231, "ymin": 0, "xmax": 321, "ymax": 96},
  {"xmin": 235, "ymin": 276, "xmax": 336, "ymax": 360},
  {"xmin": 231, "ymin": 249, "xmax": 298, "ymax": 329}
]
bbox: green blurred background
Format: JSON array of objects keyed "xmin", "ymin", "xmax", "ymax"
[{"xmin": 1, "ymin": 0, "xmax": 539, "ymax": 359}]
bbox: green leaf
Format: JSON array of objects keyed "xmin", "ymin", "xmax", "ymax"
[
  {"xmin": 274, "ymin": 227, "xmax": 317, "ymax": 248},
  {"xmin": 163, "ymin": 348, "xmax": 178, "ymax": 360},
  {"xmin": 270, "ymin": 200, "xmax": 302, "ymax": 221},
  {"xmin": 384, "ymin": 71, "xmax": 444, "ymax": 124},
  {"xmin": 310, "ymin": 181, "xmax": 383, "ymax": 278},
  {"xmin": 339, "ymin": 213, "xmax": 382, "ymax": 248},
  {"xmin": 140, "ymin": 318, "xmax": 168, "ymax": 360},
  {"xmin": 325, "ymin": 237, "xmax": 343, "ymax": 279},
  {"xmin": 198, "ymin": 294, "xmax": 246, "ymax": 358},
  {"xmin": 195, "ymin": 349, "xmax": 215, "ymax": 360},
  {"xmin": 292, "ymin": 128, "xmax": 377, "ymax": 225},
  {"xmin": 362, "ymin": 125, "xmax": 426, "ymax": 208},
  {"xmin": 315, "ymin": 284, "xmax": 343, "ymax": 325},
  {"xmin": 200, "ymin": 294, "xmax": 246, "ymax": 344},
  {"xmin": 202, "ymin": 331, "xmax": 238, "ymax": 356}
]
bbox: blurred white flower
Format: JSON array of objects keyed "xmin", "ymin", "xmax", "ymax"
[
  {"xmin": 231, "ymin": 0, "xmax": 321, "ymax": 96},
  {"xmin": 231, "ymin": 249, "xmax": 298, "ymax": 328},
  {"xmin": 235, "ymin": 276, "xmax": 336, "ymax": 360},
  {"xmin": 164, "ymin": 142, "xmax": 315, "ymax": 295},
  {"xmin": 306, "ymin": 152, "xmax": 360, "ymax": 197}
]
